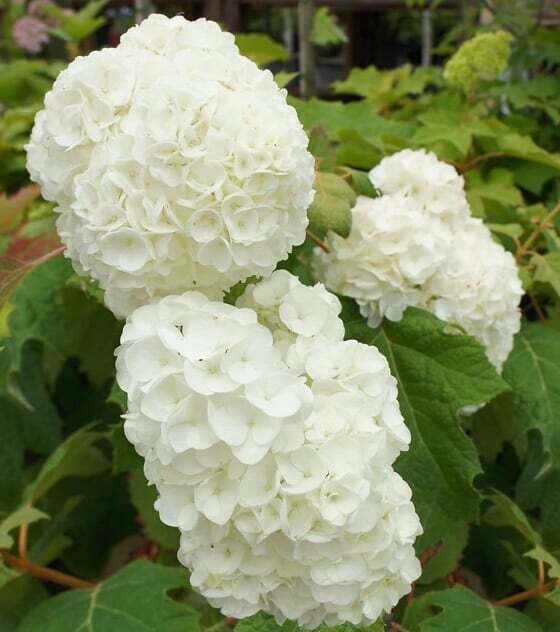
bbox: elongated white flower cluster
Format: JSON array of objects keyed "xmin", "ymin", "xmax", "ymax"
[
  {"xmin": 26, "ymin": 14, "xmax": 314, "ymax": 318},
  {"xmin": 313, "ymin": 149, "xmax": 522, "ymax": 372},
  {"xmin": 116, "ymin": 272, "xmax": 421, "ymax": 628}
]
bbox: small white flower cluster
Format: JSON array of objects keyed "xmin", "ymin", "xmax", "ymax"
[
  {"xmin": 26, "ymin": 14, "xmax": 314, "ymax": 318},
  {"xmin": 313, "ymin": 149, "xmax": 522, "ymax": 372},
  {"xmin": 116, "ymin": 271, "xmax": 422, "ymax": 628}
]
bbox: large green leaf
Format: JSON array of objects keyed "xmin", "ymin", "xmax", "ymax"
[
  {"xmin": 502, "ymin": 324, "xmax": 560, "ymax": 468},
  {"xmin": 18, "ymin": 560, "xmax": 199, "ymax": 632},
  {"xmin": 344, "ymin": 305, "xmax": 508, "ymax": 546},
  {"xmin": 5, "ymin": 257, "xmax": 122, "ymax": 388},
  {"xmin": 416, "ymin": 586, "xmax": 541, "ymax": 631},
  {"xmin": 290, "ymin": 98, "xmax": 415, "ymax": 144}
]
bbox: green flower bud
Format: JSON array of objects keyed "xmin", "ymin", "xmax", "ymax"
[{"xmin": 444, "ymin": 30, "xmax": 513, "ymax": 93}]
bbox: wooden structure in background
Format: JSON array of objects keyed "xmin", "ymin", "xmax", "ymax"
[{"xmin": 201, "ymin": 0, "xmax": 463, "ymax": 33}]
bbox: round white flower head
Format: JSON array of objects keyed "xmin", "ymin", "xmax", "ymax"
[
  {"xmin": 313, "ymin": 150, "xmax": 522, "ymax": 372},
  {"xmin": 26, "ymin": 14, "xmax": 314, "ymax": 318},
  {"xmin": 116, "ymin": 274, "xmax": 421, "ymax": 628}
]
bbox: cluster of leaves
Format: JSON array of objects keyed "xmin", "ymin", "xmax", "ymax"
[{"xmin": 1, "ymin": 6, "xmax": 560, "ymax": 632}]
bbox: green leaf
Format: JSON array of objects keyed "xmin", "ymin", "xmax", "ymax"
[
  {"xmin": 311, "ymin": 7, "xmax": 348, "ymax": 47},
  {"xmin": 0, "ymin": 61, "xmax": 59, "ymax": 107},
  {"xmin": 502, "ymin": 325, "xmax": 560, "ymax": 468},
  {"xmin": 5, "ymin": 257, "xmax": 122, "ymax": 389},
  {"xmin": 417, "ymin": 517, "xmax": 469, "ymax": 584},
  {"xmin": 0, "ymin": 505, "xmax": 47, "ymax": 549},
  {"xmin": 513, "ymin": 162, "xmax": 558, "ymax": 196},
  {"xmin": 333, "ymin": 67, "xmax": 381, "ymax": 99},
  {"xmin": 345, "ymin": 306, "xmax": 508, "ymax": 545},
  {"xmin": 532, "ymin": 253, "xmax": 560, "ymax": 297},
  {"xmin": 27, "ymin": 497, "xmax": 81, "ymax": 565},
  {"xmin": 274, "ymin": 72, "xmax": 298, "ymax": 89},
  {"xmin": 43, "ymin": 472, "xmax": 136, "ymax": 578},
  {"xmin": 0, "ymin": 576, "xmax": 48, "ymax": 629},
  {"xmin": 110, "ymin": 423, "xmax": 141, "ymax": 474},
  {"xmin": 336, "ymin": 130, "xmax": 381, "ymax": 170},
  {"xmin": 235, "ymin": 613, "xmax": 383, "ymax": 632},
  {"xmin": 526, "ymin": 546, "xmax": 560, "ymax": 580},
  {"xmin": 43, "ymin": 0, "xmax": 107, "ymax": 43},
  {"xmin": 413, "ymin": 122, "xmax": 472, "ymax": 158},
  {"xmin": 18, "ymin": 560, "xmax": 199, "ymax": 632},
  {"xmin": 483, "ymin": 490, "xmax": 541, "ymax": 546},
  {"xmin": 128, "ymin": 469, "xmax": 179, "ymax": 551},
  {"xmin": 0, "ymin": 563, "xmax": 19, "ymax": 590},
  {"xmin": 417, "ymin": 586, "xmax": 541, "ymax": 631},
  {"xmin": 235, "ymin": 613, "xmax": 296, "ymax": 632},
  {"xmin": 308, "ymin": 173, "xmax": 355, "ymax": 238},
  {"xmin": 0, "ymin": 397, "xmax": 25, "ymax": 509},
  {"xmin": 24, "ymin": 426, "xmax": 108, "ymax": 503},
  {"xmin": 471, "ymin": 392, "xmax": 516, "ymax": 462},
  {"xmin": 290, "ymin": 98, "xmax": 415, "ymax": 144},
  {"xmin": 235, "ymin": 34, "xmax": 289, "ymax": 67},
  {"xmin": 11, "ymin": 340, "xmax": 63, "ymax": 455},
  {"xmin": 495, "ymin": 133, "xmax": 560, "ymax": 170},
  {"xmin": 515, "ymin": 434, "xmax": 560, "ymax": 551},
  {"xmin": 466, "ymin": 169, "xmax": 524, "ymax": 217}
]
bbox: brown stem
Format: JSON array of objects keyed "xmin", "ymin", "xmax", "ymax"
[
  {"xmin": 457, "ymin": 152, "xmax": 507, "ymax": 174},
  {"xmin": 1, "ymin": 551, "xmax": 95, "ymax": 590},
  {"xmin": 538, "ymin": 559, "xmax": 545, "ymax": 586},
  {"xmin": 420, "ymin": 540, "xmax": 443, "ymax": 565},
  {"xmin": 306, "ymin": 229, "xmax": 330, "ymax": 253},
  {"xmin": 517, "ymin": 202, "xmax": 560, "ymax": 261},
  {"xmin": 528, "ymin": 293, "xmax": 546, "ymax": 322},
  {"xmin": 18, "ymin": 523, "xmax": 28, "ymax": 560},
  {"xmin": 407, "ymin": 541, "xmax": 443, "ymax": 604},
  {"xmin": 493, "ymin": 578, "xmax": 559, "ymax": 607}
]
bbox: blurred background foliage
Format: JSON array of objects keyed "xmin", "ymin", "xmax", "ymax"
[{"xmin": 2, "ymin": 1, "xmax": 560, "ymax": 631}]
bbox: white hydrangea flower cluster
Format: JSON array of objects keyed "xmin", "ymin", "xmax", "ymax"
[
  {"xmin": 116, "ymin": 271, "xmax": 422, "ymax": 628},
  {"xmin": 26, "ymin": 14, "xmax": 314, "ymax": 318},
  {"xmin": 313, "ymin": 149, "xmax": 522, "ymax": 372}
]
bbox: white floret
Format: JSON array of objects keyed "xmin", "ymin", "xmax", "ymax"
[{"xmin": 26, "ymin": 14, "xmax": 314, "ymax": 317}]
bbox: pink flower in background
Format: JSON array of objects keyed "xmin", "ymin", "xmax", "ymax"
[{"xmin": 13, "ymin": 16, "xmax": 49, "ymax": 53}]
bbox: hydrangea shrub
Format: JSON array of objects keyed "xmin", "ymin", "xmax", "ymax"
[{"xmin": 4, "ymin": 9, "xmax": 559, "ymax": 632}]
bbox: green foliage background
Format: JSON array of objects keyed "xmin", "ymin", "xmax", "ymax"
[{"xmin": 1, "ymin": 2, "xmax": 560, "ymax": 630}]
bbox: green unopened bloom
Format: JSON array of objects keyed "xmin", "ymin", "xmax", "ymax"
[{"xmin": 444, "ymin": 30, "xmax": 513, "ymax": 93}]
